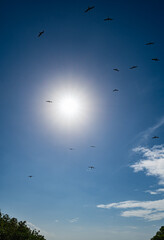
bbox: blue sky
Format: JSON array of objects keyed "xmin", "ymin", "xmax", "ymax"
[{"xmin": 0, "ymin": 0, "xmax": 164, "ymax": 239}]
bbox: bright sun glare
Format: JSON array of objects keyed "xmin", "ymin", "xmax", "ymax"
[
  {"xmin": 59, "ymin": 96, "xmax": 81, "ymax": 118},
  {"xmin": 57, "ymin": 94, "xmax": 83, "ymax": 123},
  {"xmin": 43, "ymin": 79, "xmax": 96, "ymax": 130}
]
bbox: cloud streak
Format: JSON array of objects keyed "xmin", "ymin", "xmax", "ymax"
[
  {"xmin": 68, "ymin": 217, "xmax": 79, "ymax": 223},
  {"xmin": 26, "ymin": 222, "xmax": 41, "ymax": 232},
  {"xmin": 26, "ymin": 222, "xmax": 50, "ymax": 237},
  {"xmin": 131, "ymin": 145, "xmax": 164, "ymax": 185},
  {"xmin": 97, "ymin": 199, "xmax": 164, "ymax": 221},
  {"xmin": 145, "ymin": 189, "xmax": 164, "ymax": 195},
  {"xmin": 140, "ymin": 117, "xmax": 164, "ymax": 141}
]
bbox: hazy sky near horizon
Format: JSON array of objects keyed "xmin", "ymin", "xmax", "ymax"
[{"xmin": 1, "ymin": 1, "xmax": 164, "ymax": 240}]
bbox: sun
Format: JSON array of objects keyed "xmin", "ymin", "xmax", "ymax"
[
  {"xmin": 59, "ymin": 96, "xmax": 80, "ymax": 118},
  {"xmin": 57, "ymin": 94, "xmax": 83, "ymax": 123},
  {"xmin": 41, "ymin": 78, "xmax": 97, "ymax": 131}
]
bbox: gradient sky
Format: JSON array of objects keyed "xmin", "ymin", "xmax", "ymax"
[{"xmin": 1, "ymin": 1, "xmax": 164, "ymax": 240}]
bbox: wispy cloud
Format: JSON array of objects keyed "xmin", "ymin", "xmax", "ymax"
[
  {"xmin": 145, "ymin": 190, "xmax": 158, "ymax": 195},
  {"xmin": 131, "ymin": 145, "xmax": 164, "ymax": 185},
  {"xmin": 145, "ymin": 189, "xmax": 164, "ymax": 195},
  {"xmin": 68, "ymin": 217, "xmax": 79, "ymax": 223},
  {"xmin": 97, "ymin": 199, "xmax": 164, "ymax": 221},
  {"xmin": 139, "ymin": 117, "xmax": 164, "ymax": 141},
  {"xmin": 156, "ymin": 188, "xmax": 164, "ymax": 193},
  {"xmin": 26, "ymin": 222, "xmax": 41, "ymax": 232},
  {"xmin": 26, "ymin": 222, "xmax": 51, "ymax": 238}
]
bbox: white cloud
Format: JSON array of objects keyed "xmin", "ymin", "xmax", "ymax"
[
  {"xmin": 157, "ymin": 188, "xmax": 164, "ymax": 193},
  {"xmin": 69, "ymin": 217, "xmax": 79, "ymax": 223},
  {"xmin": 145, "ymin": 188, "xmax": 164, "ymax": 195},
  {"xmin": 131, "ymin": 145, "xmax": 164, "ymax": 185},
  {"xmin": 97, "ymin": 199, "xmax": 164, "ymax": 210},
  {"xmin": 121, "ymin": 209, "xmax": 153, "ymax": 218},
  {"xmin": 97, "ymin": 199, "xmax": 164, "ymax": 221},
  {"xmin": 145, "ymin": 190, "xmax": 158, "ymax": 195}
]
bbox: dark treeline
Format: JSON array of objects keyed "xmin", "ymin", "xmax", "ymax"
[
  {"xmin": 0, "ymin": 212, "xmax": 46, "ymax": 240},
  {"xmin": 0, "ymin": 211, "xmax": 164, "ymax": 240},
  {"xmin": 151, "ymin": 226, "xmax": 164, "ymax": 240}
]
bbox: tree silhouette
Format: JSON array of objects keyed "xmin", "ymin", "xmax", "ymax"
[
  {"xmin": 0, "ymin": 212, "xmax": 46, "ymax": 240},
  {"xmin": 151, "ymin": 226, "xmax": 164, "ymax": 240}
]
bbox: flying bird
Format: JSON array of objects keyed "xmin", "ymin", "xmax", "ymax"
[
  {"xmin": 145, "ymin": 42, "xmax": 154, "ymax": 45},
  {"xmin": 104, "ymin": 17, "xmax": 113, "ymax": 21},
  {"xmin": 152, "ymin": 136, "xmax": 159, "ymax": 139},
  {"xmin": 88, "ymin": 166, "xmax": 95, "ymax": 170},
  {"xmin": 113, "ymin": 68, "xmax": 119, "ymax": 72},
  {"xmin": 90, "ymin": 146, "xmax": 96, "ymax": 148},
  {"xmin": 46, "ymin": 100, "xmax": 53, "ymax": 103},
  {"xmin": 38, "ymin": 30, "xmax": 44, "ymax": 37},
  {"xmin": 85, "ymin": 6, "xmax": 95, "ymax": 12},
  {"xmin": 113, "ymin": 89, "xmax": 119, "ymax": 92},
  {"xmin": 152, "ymin": 58, "xmax": 160, "ymax": 61},
  {"xmin": 129, "ymin": 66, "xmax": 138, "ymax": 69},
  {"xmin": 69, "ymin": 148, "xmax": 74, "ymax": 150},
  {"xmin": 28, "ymin": 176, "xmax": 33, "ymax": 178}
]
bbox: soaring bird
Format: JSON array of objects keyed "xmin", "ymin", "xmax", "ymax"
[
  {"xmin": 113, "ymin": 68, "xmax": 119, "ymax": 72},
  {"xmin": 88, "ymin": 166, "xmax": 95, "ymax": 170},
  {"xmin": 104, "ymin": 17, "xmax": 113, "ymax": 21},
  {"xmin": 90, "ymin": 146, "xmax": 96, "ymax": 148},
  {"xmin": 152, "ymin": 58, "xmax": 160, "ymax": 61},
  {"xmin": 69, "ymin": 148, "xmax": 74, "ymax": 150},
  {"xmin": 28, "ymin": 175, "xmax": 33, "ymax": 178},
  {"xmin": 38, "ymin": 30, "xmax": 44, "ymax": 37},
  {"xmin": 85, "ymin": 6, "xmax": 95, "ymax": 12},
  {"xmin": 145, "ymin": 42, "xmax": 154, "ymax": 45},
  {"xmin": 129, "ymin": 66, "xmax": 138, "ymax": 69},
  {"xmin": 113, "ymin": 89, "xmax": 119, "ymax": 92},
  {"xmin": 152, "ymin": 136, "xmax": 159, "ymax": 139},
  {"xmin": 46, "ymin": 100, "xmax": 53, "ymax": 103}
]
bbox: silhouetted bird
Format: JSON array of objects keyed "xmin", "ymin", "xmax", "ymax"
[
  {"xmin": 38, "ymin": 30, "xmax": 44, "ymax": 37},
  {"xmin": 85, "ymin": 6, "xmax": 95, "ymax": 12},
  {"xmin": 69, "ymin": 148, "xmax": 74, "ymax": 150},
  {"xmin": 152, "ymin": 58, "xmax": 160, "ymax": 61},
  {"xmin": 46, "ymin": 100, "xmax": 53, "ymax": 103},
  {"xmin": 104, "ymin": 17, "xmax": 113, "ymax": 21},
  {"xmin": 145, "ymin": 42, "xmax": 154, "ymax": 45},
  {"xmin": 90, "ymin": 146, "xmax": 96, "ymax": 148},
  {"xmin": 113, "ymin": 89, "xmax": 119, "ymax": 92},
  {"xmin": 152, "ymin": 136, "xmax": 159, "ymax": 139},
  {"xmin": 113, "ymin": 68, "xmax": 119, "ymax": 72},
  {"xmin": 28, "ymin": 176, "xmax": 33, "ymax": 178},
  {"xmin": 129, "ymin": 66, "xmax": 138, "ymax": 69},
  {"xmin": 88, "ymin": 166, "xmax": 95, "ymax": 170}
]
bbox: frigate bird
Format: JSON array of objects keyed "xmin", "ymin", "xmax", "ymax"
[
  {"xmin": 129, "ymin": 66, "xmax": 138, "ymax": 69},
  {"xmin": 38, "ymin": 30, "xmax": 44, "ymax": 37},
  {"xmin": 145, "ymin": 42, "xmax": 154, "ymax": 45},
  {"xmin": 85, "ymin": 6, "xmax": 95, "ymax": 12},
  {"xmin": 113, "ymin": 68, "xmax": 119, "ymax": 72},
  {"xmin": 113, "ymin": 89, "xmax": 119, "ymax": 92},
  {"xmin": 104, "ymin": 17, "xmax": 113, "ymax": 21},
  {"xmin": 152, "ymin": 136, "xmax": 159, "ymax": 139},
  {"xmin": 152, "ymin": 58, "xmax": 160, "ymax": 61},
  {"xmin": 46, "ymin": 100, "xmax": 53, "ymax": 103},
  {"xmin": 88, "ymin": 166, "xmax": 95, "ymax": 170}
]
